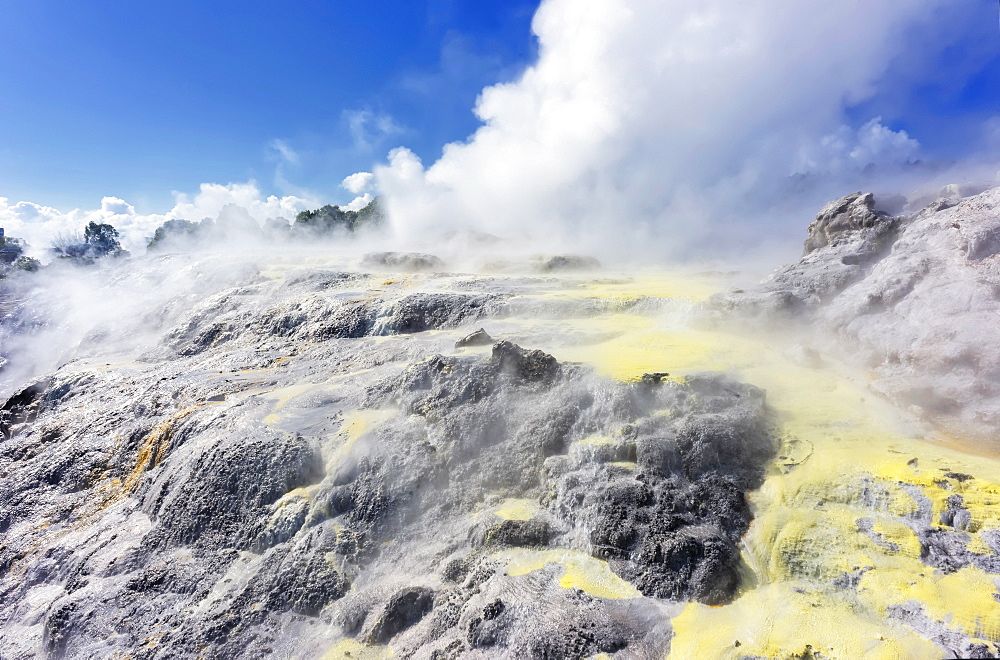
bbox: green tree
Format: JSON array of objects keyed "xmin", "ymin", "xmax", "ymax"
[
  {"xmin": 12, "ymin": 256, "xmax": 40, "ymax": 272},
  {"xmin": 292, "ymin": 197, "xmax": 384, "ymax": 237},
  {"xmin": 84, "ymin": 222, "xmax": 123, "ymax": 257},
  {"xmin": 147, "ymin": 219, "xmax": 203, "ymax": 251},
  {"xmin": 354, "ymin": 197, "xmax": 385, "ymax": 228}
]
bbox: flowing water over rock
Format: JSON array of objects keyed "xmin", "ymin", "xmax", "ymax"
[{"xmin": 1, "ymin": 232, "xmax": 999, "ymax": 658}]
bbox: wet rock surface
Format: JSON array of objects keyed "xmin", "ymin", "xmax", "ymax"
[
  {"xmin": 4, "ymin": 192, "xmax": 999, "ymax": 658},
  {"xmin": 0, "ymin": 254, "xmax": 776, "ymax": 659}
]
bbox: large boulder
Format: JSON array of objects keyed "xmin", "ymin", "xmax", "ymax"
[{"xmin": 802, "ymin": 191, "xmax": 893, "ymax": 254}]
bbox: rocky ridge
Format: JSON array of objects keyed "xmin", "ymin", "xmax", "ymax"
[
  {"xmin": 0, "ymin": 254, "xmax": 774, "ymax": 658},
  {"xmin": 708, "ymin": 185, "xmax": 1000, "ymax": 447}
]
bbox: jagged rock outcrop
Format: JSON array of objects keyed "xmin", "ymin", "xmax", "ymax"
[
  {"xmin": 536, "ymin": 254, "xmax": 602, "ymax": 272},
  {"xmin": 707, "ymin": 185, "xmax": 1000, "ymax": 447},
  {"xmin": 802, "ymin": 191, "xmax": 894, "ymax": 254},
  {"xmin": 455, "ymin": 327, "xmax": 493, "ymax": 348}
]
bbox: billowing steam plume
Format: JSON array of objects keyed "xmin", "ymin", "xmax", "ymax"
[{"xmin": 373, "ymin": 0, "xmax": 998, "ymax": 260}]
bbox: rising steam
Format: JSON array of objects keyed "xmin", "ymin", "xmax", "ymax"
[{"xmin": 372, "ymin": 0, "xmax": 999, "ymax": 261}]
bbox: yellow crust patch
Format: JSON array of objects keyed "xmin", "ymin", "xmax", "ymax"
[
  {"xmin": 495, "ymin": 549, "xmax": 641, "ymax": 600},
  {"xmin": 504, "ymin": 272, "xmax": 1000, "ymax": 656},
  {"xmin": 322, "ymin": 639, "xmax": 394, "ymax": 659}
]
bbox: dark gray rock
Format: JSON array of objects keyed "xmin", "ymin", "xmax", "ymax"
[
  {"xmin": 362, "ymin": 251, "xmax": 445, "ymax": 272},
  {"xmin": 537, "ymin": 255, "xmax": 602, "ymax": 272},
  {"xmin": 491, "ymin": 340, "xmax": 560, "ymax": 383},
  {"xmin": 479, "ymin": 519, "xmax": 551, "ymax": 548},
  {"xmin": 281, "ymin": 269, "xmax": 359, "ymax": 290},
  {"xmin": 0, "ymin": 379, "xmax": 48, "ymax": 439},
  {"xmin": 455, "ymin": 328, "xmax": 493, "ymax": 348},
  {"xmin": 143, "ymin": 430, "xmax": 324, "ymax": 551},
  {"xmin": 375, "ymin": 294, "xmax": 504, "ymax": 335},
  {"xmin": 165, "ymin": 290, "xmax": 506, "ymax": 356},
  {"xmin": 364, "ymin": 587, "xmax": 435, "ymax": 643},
  {"xmin": 0, "ymin": 254, "xmax": 780, "ymax": 658}
]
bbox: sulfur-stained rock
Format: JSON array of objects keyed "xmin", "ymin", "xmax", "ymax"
[
  {"xmin": 0, "ymin": 250, "xmax": 783, "ymax": 658},
  {"xmin": 705, "ymin": 186, "xmax": 1000, "ymax": 449}
]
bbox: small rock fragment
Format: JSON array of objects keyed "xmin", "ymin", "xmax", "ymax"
[
  {"xmin": 455, "ymin": 328, "xmax": 493, "ymax": 348},
  {"xmin": 362, "ymin": 252, "xmax": 445, "ymax": 272}
]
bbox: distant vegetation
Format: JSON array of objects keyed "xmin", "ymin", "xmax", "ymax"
[
  {"xmin": 2, "ymin": 220, "xmax": 129, "ymax": 280},
  {"xmin": 12, "ymin": 256, "xmax": 40, "ymax": 272},
  {"xmin": 146, "ymin": 219, "xmax": 207, "ymax": 251},
  {"xmin": 0, "ymin": 236, "xmax": 39, "ymax": 281},
  {"xmin": 292, "ymin": 197, "xmax": 384, "ymax": 236},
  {"xmin": 52, "ymin": 222, "xmax": 127, "ymax": 263},
  {"xmin": 2, "ymin": 197, "xmax": 387, "ymax": 281},
  {"xmin": 147, "ymin": 197, "xmax": 384, "ymax": 251}
]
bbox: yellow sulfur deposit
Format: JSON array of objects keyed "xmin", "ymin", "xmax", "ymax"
[
  {"xmin": 327, "ymin": 408, "xmax": 398, "ymax": 467},
  {"xmin": 122, "ymin": 404, "xmax": 202, "ymax": 494},
  {"xmin": 493, "ymin": 498, "xmax": 541, "ymax": 521},
  {"xmin": 670, "ymin": 583, "xmax": 941, "ymax": 659},
  {"xmin": 512, "ymin": 271, "xmax": 1000, "ymax": 658},
  {"xmin": 261, "ymin": 383, "xmax": 315, "ymax": 426},
  {"xmin": 495, "ymin": 548, "xmax": 642, "ymax": 600},
  {"xmin": 322, "ymin": 638, "xmax": 394, "ymax": 659}
]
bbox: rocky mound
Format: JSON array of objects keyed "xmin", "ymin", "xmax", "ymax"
[
  {"xmin": 708, "ymin": 186, "xmax": 1000, "ymax": 447},
  {"xmin": 0, "ymin": 258, "xmax": 775, "ymax": 658}
]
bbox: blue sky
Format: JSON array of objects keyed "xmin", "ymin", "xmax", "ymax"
[{"xmin": 0, "ymin": 0, "xmax": 539, "ymax": 212}]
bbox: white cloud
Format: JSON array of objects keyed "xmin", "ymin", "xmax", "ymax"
[
  {"xmin": 267, "ymin": 139, "xmax": 300, "ymax": 166},
  {"xmin": 345, "ymin": 193, "xmax": 373, "ymax": 211},
  {"xmin": 341, "ymin": 171, "xmax": 374, "ymax": 195},
  {"xmin": 345, "ymin": 109, "xmax": 404, "ymax": 151},
  {"xmin": 374, "ymin": 0, "xmax": 967, "ymax": 259},
  {"xmin": 0, "ymin": 182, "xmax": 317, "ymax": 259},
  {"xmin": 4, "ymin": 1, "xmax": 987, "ymax": 263},
  {"xmin": 100, "ymin": 197, "xmax": 135, "ymax": 215},
  {"xmin": 797, "ymin": 117, "xmax": 920, "ymax": 174}
]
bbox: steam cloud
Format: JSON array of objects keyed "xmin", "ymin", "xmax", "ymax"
[
  {"xmin": 372, "ymin": 0, "xmax": 999, "ymax": 260},
  {"xmin": 0, "ymin": 183, "xmax": 317, "ymax": 258}
]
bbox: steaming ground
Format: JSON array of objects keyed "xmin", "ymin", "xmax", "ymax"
[{"xmin": 2, "ymin": 187, "xmax": 1000, "ymax": 658}]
